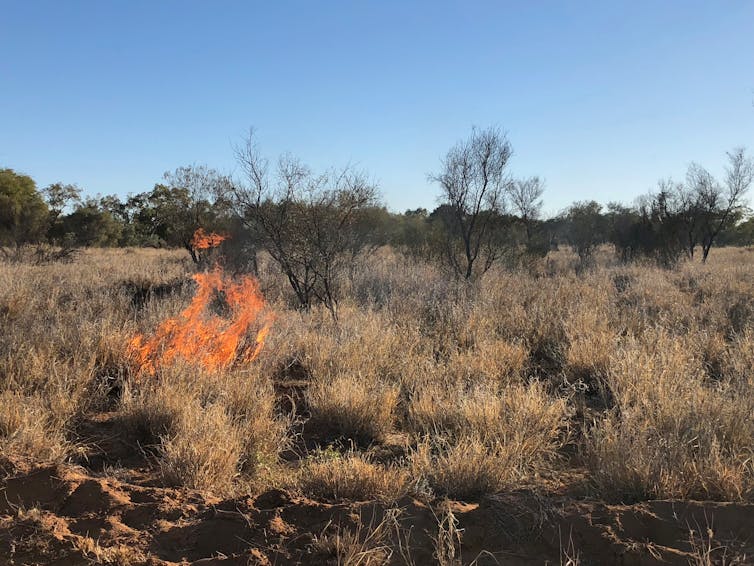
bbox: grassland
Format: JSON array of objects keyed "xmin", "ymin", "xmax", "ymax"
[{"xmin": 2, "ymin": 246, "xmax": 754, "ymax": 564}]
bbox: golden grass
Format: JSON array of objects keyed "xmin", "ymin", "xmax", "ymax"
[
  {"xmin": 299, "ymin": 451, "xmax": 409, "ymax": 502},
  {"xmin": 306, "ymin": 373, "xmax": 399, "ymax": 446},
  {"xmin": 585, "ymin": 330, "xmax": 754, "ymax": 501},
  {"xmin": 159, "ymin": 401, "xmax": 244, "ymax": 493},
  {"xmin": 3, "ymin": 245, "xmax": 754, "ymax": 504}
]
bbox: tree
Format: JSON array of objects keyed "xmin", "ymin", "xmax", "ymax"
[
  {"xmin": 638, "ymin": 189, "xmax": 687, "ymax": 267},
  {"xmin": 391, "ymin": 208, "xmax": 440, "ymax": 260},
  {"xmin": 509, "ymin": 177, "xmax": 544, "ymax": 240},
  {"xmin": 43, "ymin": 182, "xmax": 83, "ymax": 244},
  {"xmin": 429, "ymin": 126, "xmax": 513, "ymax": 279},
  {"xmin": 656, "ymin": 178, "xmax": 699, "ymax": 259},
  {"xmin": 718, "ymin": 213, "xmax": 754, "ymax": 246},
  {"xmin": 0, "ymin": 169, "xmax": 49, "ymax": 252},
  {"xmin": 59, "ymin": 198, "xmax": 122, "ymax": 247},
  {"xmin": 564, "ymin": 201, "xmax": 605, "ymax": 268},
  {"xmin": 43, "ymin": 182, "xmax": 81, "ymax": 220},
  {"xmin": 691, "ymin": 149, "xmax": 753, "ymax": 262},
  {"xmin": 132, "ymin": 166, "xmax": 230, "ymax": 262},
  {"xmin": 509, "ymin": 176, "xmax": 548, "ymax": 256},
  {"xmin": 227, "ymin": 131, "xmax": 379, "ymax": 319}
]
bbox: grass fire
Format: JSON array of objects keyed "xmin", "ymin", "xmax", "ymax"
[
  {"xmin": 127, "ymin": 266, "xmax": 273, "ymax": 376},
  {"xmin": 128, "ymin": 229, "xmax": 273, "ymax": 375},
  {"xmin": 2, "ymin": 81, "xmax": 754, "ymax": 564}
]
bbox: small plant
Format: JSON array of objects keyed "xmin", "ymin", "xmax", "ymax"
[
  {"xmin": 308, "ymin": 508, "xmax": 404, "ymax": 566},
  {"xmin": 559, "ymin": 526, "xmax": 581, "ymax": 566},
  {"xmin": 432, "ymin": 503, "xmax": 462, "ymax": 566},
  {"xmin": 300, "ymin": 451, "xmax": 408, "ymax": 503}
]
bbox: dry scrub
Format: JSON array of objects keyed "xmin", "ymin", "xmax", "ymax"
[{"xmin": 2, "ymin": 246, "xmax": 754, "ymax": 506}]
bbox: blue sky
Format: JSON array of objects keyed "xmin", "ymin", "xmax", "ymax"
[{"xmin": 1, "ymin": 1, "xmax": 753, "ymax": 215}]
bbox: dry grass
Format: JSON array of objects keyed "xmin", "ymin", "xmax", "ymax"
[
  {"xmin": 308, "ymin": 507, "xmax": 404, "ymax": 565},
  {"xmin": 158, "ymin": 401, "xmax": 244, "ymax": 492},
  {"xmin": 585, "ymin": 330, "xmax": 754, "ymax": 502},
  {"xmin": 0, "ymin": 392, "xmax": 70, "ymax": 464},
  {"xmin": 300, "ymin": 451, "xmax": 409, "ymax": 502},
  {"xmin": 306, "ymin": 373, "xmax": 399, "ymax": 446},
  {"xmin": 119, "ymin": 363, "xmax": 289, "ymax": 492},
  {"xmin": 3, "ymin": 245, "xmax": 754, "ymax": 506}
]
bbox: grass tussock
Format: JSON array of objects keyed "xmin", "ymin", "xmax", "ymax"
[
  {"xmin": 306, "ymin": 374, "xmax": 399, "ymax": 446},
  {"xmin": 585, "ymin": 331, "xmax": 754, "ymax": 501},
  {"xmin": 300, "ymin": 451, "xmax": 409, "ymax": 502},
  {"xmin": 308, "ymin": 507, "xmax": 403, "ymax": 566},
  {"xmin": 119, "ymin": 365, "xmax": 289, "ymax": 493},
  {"xmin": 0, "ymin": 392, "xmax": 70, "ymax": 464},
  {"xmin": 159, "ymin": 401, "xmax": 244, "ymax": 493},
  {"xmin": 407, "ymin": 382, "xmax": 568, "ymax": 500}
]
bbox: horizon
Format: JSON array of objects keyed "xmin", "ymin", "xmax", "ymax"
[{"xmin": 2, "ymin": 1, "xmax": 753, "ymax": 216}]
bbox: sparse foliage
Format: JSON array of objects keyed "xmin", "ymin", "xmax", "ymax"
[
  {"xmin": 228, "ymin": 130, "xmax": 380, "ymax": 318},
  {"xmin": 429, "ymin": 126, "xmax": 514, "ymax": 278},
  {"xmin": 509, "ymin": 176, "xmax": 545, "ymax": 246}
]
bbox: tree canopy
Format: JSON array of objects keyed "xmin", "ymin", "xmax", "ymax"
[{"xmin": 0, "ymin": 168, "xmax": 49, "ymax": 249}]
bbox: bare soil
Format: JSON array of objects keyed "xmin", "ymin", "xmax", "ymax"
[{"xmin": 2, "ymin": 449, "xmax": 753, "ymax": 565}]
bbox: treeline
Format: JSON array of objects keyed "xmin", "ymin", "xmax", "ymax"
[{"xmin": 2, "ymin": 128, "xmax": 753, "ymax": 280}]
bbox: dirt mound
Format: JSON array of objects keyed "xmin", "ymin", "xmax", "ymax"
[{"xmin": 2, "ymin": 465, "xmax": 753, "ymax": 565}]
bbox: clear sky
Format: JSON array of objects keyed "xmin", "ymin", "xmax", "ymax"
[{"xmin": 1, "ymin": 1, "xmax": 753, "ymax": 215}]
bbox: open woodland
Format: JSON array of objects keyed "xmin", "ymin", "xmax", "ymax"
[
  {"xmin": 3, "ymin": 0, "xmax": 754, "ymax": 562},
  {"xmin": 2, "ymin": 126, "xmax": 754, "ymax": 566},
  {"xmin": 2, "ymin": 242, "xmax": 754, "ymax": 564}
]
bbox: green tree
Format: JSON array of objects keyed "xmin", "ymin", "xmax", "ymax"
[
  {"xmin": 0, "ymin": 169, "xmax": 49, "ymax": 251},
  {"xmin": 43, "ymin": 182, "xmax": 82, "ymax": 244},
  {"xmin": 59, "ymin": 199, "xmax": 123, "ymax": 247},
  {"xmin": 131, "ymin": 166, "xmax": 229, "ymax": 261},
  {"xmin": 42, "ymin": 182, "xmax": 81, "ymax": 220}
]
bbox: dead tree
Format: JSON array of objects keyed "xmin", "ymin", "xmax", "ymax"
[{"xmin": 509, "ymin": 176, "xmax": 545, "ymax": 245}]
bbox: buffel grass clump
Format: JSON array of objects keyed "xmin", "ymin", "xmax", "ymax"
[
  {"xmin": 408, "ymin": 382, "xmax": 568, "ymax": 500},
  {"xmin": 300, "ymin": 451, "xmax": 409, "ymax": 502},
  {"xmin": 585, "ymin": 330, "xmax": 754, "ymax": 502},
  {"xmin": 158, "ymin": 401, "xmax": 245, "ymax": 493},
  {"xmin": 306, "ymin": 373, "xmax": 399, "ymax": 447},
  {"xmin": 0, "ymin": 392, "xmax": 70, "ymax": 464},
  {"xmin": 119, "ymin": 362, "xmax": 290, "ymax": 492}
]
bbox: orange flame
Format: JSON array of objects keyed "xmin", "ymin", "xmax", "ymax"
[
  {"xmin": 191, "ymin": 228, "xmax": 227, "ymax": 250},
  {"xmin": 128, "ymin": 267, "xmax": 273, "ymax": 375}
]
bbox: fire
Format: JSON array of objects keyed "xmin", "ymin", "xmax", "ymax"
[
  {"xmin": 191, "ymin": 228, "xmax": 227, "ymax": 250},
  {"xmin": 128, "ymin": 267, "xmax": 273, "ymax": 376}
]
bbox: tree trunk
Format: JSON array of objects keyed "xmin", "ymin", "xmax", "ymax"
[{"xmin": 186, "ymin": 244, "xmax": 199, "ymax": 264}]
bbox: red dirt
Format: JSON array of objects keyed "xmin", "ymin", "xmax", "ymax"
[{"xmin": 2, "ymin": 461, "xmax": 753, "ymax": 565}]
